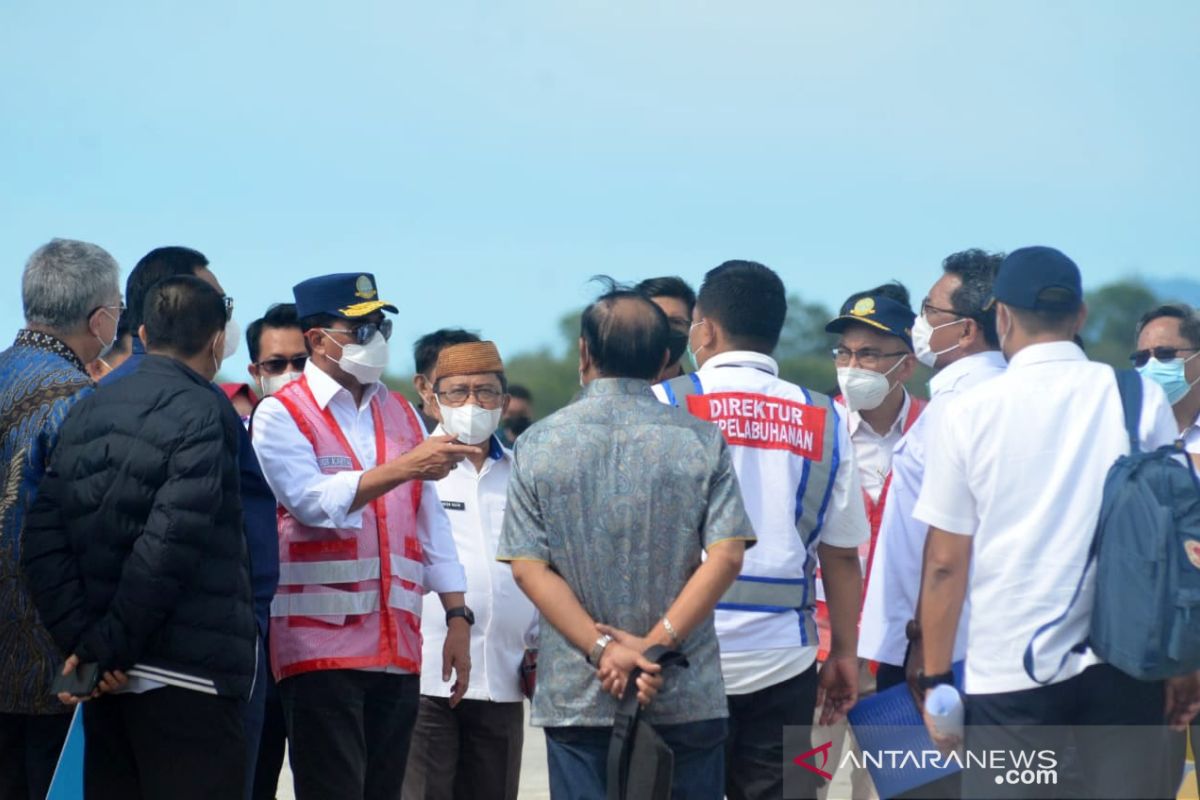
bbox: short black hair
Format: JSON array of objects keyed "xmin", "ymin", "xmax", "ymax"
[
  {"xmin": 125, "ymin": 246, "xmax": 210, "ymax": 332},
  {"xmin": 581, "ymin": 277, "xmax": 670, "ymax": 381},
  {"xmin": 635, "ymin": 276, "xmax": 697, "ymax": 317},
  {"xmin": 942, "ymin": 249, "xmax": 1005, "ymax": 348},
  {"xmin": 1135, "ymin": 303, "xmax": 1200, "ymax": 349},
  {"xmin": 695, "ymin": 260, "xmax": 787, "ymax": 354},
  {"xmin": 142, "ymin": 275, "xmax": 226, "ymax": 358},
  {"xmin": 413, "ymin": 328, "xmax": 481, "ymax": 376},
  {"xmin": 507, "ymin": 384, "xmax": 533, "ymax": 402},
  {"xmin": 247, "ymin": 303, "xmax": 301, "ymax": 363}
]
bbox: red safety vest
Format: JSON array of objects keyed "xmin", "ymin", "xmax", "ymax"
[
  {"xmin": 815, "ymin": 394, "xmax": 926, "ymax": 662},
  {"xmin": 269, "ymin": 376, "xmax": 426, "ymax": 680}
]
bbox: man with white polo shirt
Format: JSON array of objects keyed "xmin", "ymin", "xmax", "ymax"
[
  {"xmin": 402, "ymin": 340, "xmax": 538, "ymax": 800},
  {"xmin": 657, "ymin": 260, "xmax": 869, "ymax": 800},
  {"xmin": 857, "ymin": 249, "xmax": 1006, "ymax": 694},
  {"xmin": 914, "ymin": 247, "xmax": 1188, "ymax": 798}
]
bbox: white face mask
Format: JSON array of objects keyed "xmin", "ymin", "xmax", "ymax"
[
  {"xmin": 223, "ymin": 318, "xmax": 241, "ymax": 359},
  {"xmin": 911, "ymin": 313, "xmax": 967, "ymax": 368},
  {"xmin": 438, "ymin": 398, "xmax": 503, "ymax": 445},
  {"xmin": 258, "ymin": 371, "xmax": 303, "ymax": 397},
  {"xmin": 92, "ymin": 307, "xmax": 119, "ymax": 360},
  {"xmin": 327, "ymin": 330, "xmax": 389, "ymax": 384},
  {"xmin": 837, "ymin": 358, "xmax": 906, "ymax": 412}
]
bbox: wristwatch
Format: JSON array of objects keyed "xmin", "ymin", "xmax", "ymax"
[
  {"xmin": 588, "ymin": 634, "xmax": 614, "ymax": 666},
  {"xmin": 445, "ymin": 606, "xmax": 475, "ymax": 626},
  {"xmin": 916, "ymin": 669, "xmax": 955, "ymax": 692}
]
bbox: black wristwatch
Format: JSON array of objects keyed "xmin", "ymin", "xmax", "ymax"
[
  {"xmin": 916, "ymin": 669, "xmax": 955, "ymax": 692},
  {"xmin": 446, "ymin": 606, "xmax": 475, "ymax": 626}
]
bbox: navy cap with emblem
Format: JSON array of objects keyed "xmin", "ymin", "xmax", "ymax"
[
  {"xmin": 989, "ymin": 246, "xmax": 1083, "ymax": 312},
  {"xmin": 825, "ymin": 293, "xmax": 917, "ymax": 349},
  {"xmin": 292, "ymin": 273, "xmax": 399, "ymax": 320}
]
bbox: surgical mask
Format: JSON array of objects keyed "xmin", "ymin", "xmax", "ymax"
[
  {"xmin": 1137, "ymin": 354, "xmax": 1200, "ymax": 405},
  {"xmin": 911, "ymin": 314, "xmax": 967, "ymax": 368},
  {"xmin": 259, "ymin": 371, "xmax": 303, "ymax": 397},
  {"xmin": 666, "ymin": 327, "xmax": 689, "ymax": 367},
  {"xmin": 438, "ymin": 399, "xmax": 502, "ymax": 445},
  {"xmin": 223, "ymin": 318, "xmax": 241, "ymax": 359},
  {"xmin": 327, "ymin": 330, "xmax": 389, "ymax": 384},
  {"xmin": 837, "ymin": 358, "xmax": 906, "ymax": 412},
  {"xmin": 211, "ymin": 332, "xmax": 224, "ymax": 376},
  {"xmin": 93, "ymin": 307, "xmax": 118, "ymax": 360},
  {"xmin": 686, "ymin": 321, "xmax": 706, "ymax": 371}
]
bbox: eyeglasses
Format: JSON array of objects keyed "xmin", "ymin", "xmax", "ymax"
[
  {"xmin": 221, "ymin": 296, "xmax": 234, "ymax": 321},
  {"xmin": 256, "ymin": 356, "xmax": 308, "ymax": 375},
  {"xmin": 89, "ymin": 303, "xmax": 126, "ymax": 319},
  {"xmin": 321, "ymin": 319, "xmax": 393, "ymax": 345},
  {"xmin": 1129, "ymin": 347, "xmax": 1200, "ymax": 368},
  {"xmin": 434, "ymin": 386, "xmax": 504, "ymax": 407},
  {"xmin": 921, "ymin": 299, "xmax": 965, "ymax": 320},
  {"xmin": 831, "ymin": 347, "xmax": 909, "ymax": 369}
]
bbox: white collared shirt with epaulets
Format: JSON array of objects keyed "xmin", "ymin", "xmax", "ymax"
[{"xmin": 653, "ymin": 351, "xmax": 868, "ymax": 695}]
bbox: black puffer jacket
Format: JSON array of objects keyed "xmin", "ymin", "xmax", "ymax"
[{"xmin": 22, "ymin": 355, "xmax": 255, "ymax": 699}]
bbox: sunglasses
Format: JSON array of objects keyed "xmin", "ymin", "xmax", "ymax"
[
  {"xmin": 256, "ymin": 356, "xmax": 308, "ymax": 376},
  {"xmin": 321, "ymin": 319, "xmax": 393, "ymax": 346},
  {"xmin": 221, "ymin": 295, "xmax": 234, "ymax": 321},
  {"xmin": 1129, "ymin": 346, "xmax": 1200, "ymax": 368}
]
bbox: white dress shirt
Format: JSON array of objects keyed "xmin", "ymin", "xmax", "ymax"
[
  {"xmin": 846, "ymin": 392, "xmax": 911, "ymax": 502},
  {"xmin": 1184, "ymin": 410, "xmax": 1200, "ymax": 455},
  {"xmin": 857, "ymin": 350, "xmax": 1006, "ymax": 666},
  {"xmin": 913, "ymin": 342, "xmax": 1176, "ymax": 694},
  {"xmin": 419, "ymin": 429, "xmax": 538, "ymax": 703},
  {"xmin": 252, "ymin": 361, "xmax": 466, "ymax": 598}
]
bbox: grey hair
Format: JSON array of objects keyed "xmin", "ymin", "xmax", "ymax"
[{"xmin": 22, "ymin": 239, "xmax": 121, "ymax": 330}]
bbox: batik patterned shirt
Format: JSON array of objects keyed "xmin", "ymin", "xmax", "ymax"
[{"xmin": 498, "ymin": 378, "xmax": 755, "ymax": 727}]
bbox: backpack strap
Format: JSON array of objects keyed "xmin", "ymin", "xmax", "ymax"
[
  {"xmin": 606, "ymin": 646, "xmax": 689, "ymax": 800},
  {"xmin": 1022, "ymin": 368, "xmax": 1141, "ymax": 685}
]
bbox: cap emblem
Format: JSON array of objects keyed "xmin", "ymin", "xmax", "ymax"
[{"xmin": 355, "ymin": 275, "xmax": 377, "ymax": 300}]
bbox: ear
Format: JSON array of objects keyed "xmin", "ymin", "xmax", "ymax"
[
  {"xmin": 305, "ymin": 328, "xmax": 327, "ymax": 357},
  {"xmin": 247, "ymin": 363, "xmax": 259, "ymax": 379},
  {"xmin": 959, "ymin": 317, "xmax": 980, "ymax": 349},
  {"xmin": 578, "ymin": 337, "xmax": 591, "ymax": 374},
  {"xmin": 695, "ymin": 318, "xmax": 716, "ymax": 350},
  {"xmin": 1075, "ymin": 302, "xmax": 1089, "ymax": 335},
  {"xmin": 137, "ymin": 324, "xmax": 148, "ymax": 345},
  {"xmin": 897, "ymin": 353, "xmax": 918, "ymax": 384},
  {"xmin": 657, "ymin": 346, "xmax": 671, "ymax": 376},
  {"xmin": 413, "ymin": 373, "xmax": 429, "ymax": 395}
]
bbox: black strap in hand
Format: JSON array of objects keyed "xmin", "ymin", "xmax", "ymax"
[{"xmin": 606, "ymin": 645, "xmax": 688, "ymax": 800}]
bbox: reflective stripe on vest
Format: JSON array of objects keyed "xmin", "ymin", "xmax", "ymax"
[
  {"xmin": 277, "ymin": 554, "xmax": 424, "ymax": 587},
  {"xmin": 661, "ymin": 373, "xmax": 838, "ymax": 627},
  {"xmin": 271, "ymin": 590, "xmax": 380, "ymax": 618}
]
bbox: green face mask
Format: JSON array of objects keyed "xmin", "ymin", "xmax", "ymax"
[{"xmin": 686, "ymin": 321, "xmax": 705, "ymax": 370}]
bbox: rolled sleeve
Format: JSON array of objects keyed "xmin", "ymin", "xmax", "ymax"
[
  {"xmin": 912, "ymin": 401, "xmax": 976, "ymax": 536},
  {"xmin": 818, "ymin": 421, "xmax": 871, "ymax": 548},
  {"xmin": 497, "ymin": 448, "xmax": 550, "ymax": 563},
  {"xmin": 417, "ymin": 480, "xmax": 467, "ymax": 594},
  {"xmin": 701, "ymin": 436, "xmax": 756, "ymax": 550},
  {"xmin": 251, "ymin": 396, "xmax": 365, "ymax": 529}
]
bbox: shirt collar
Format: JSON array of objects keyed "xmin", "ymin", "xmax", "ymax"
[
  {"xmin": 14, "ymin": 329, "xmax": 88, "ymax": 374},
  {"xmin": 929, "ymin": 349, "xmax": 1008, "ymax": 397},
  {"xmin": 699, "ymin": 350, "xmax": 780, "ymax": 375},
  {"xmin": 1006, "ymin": 340, "xmax": 1087, "ymax": 370},
  {"xmin": 579, "ymin": 377, "xmax": 655, "ymax": 399},
  {"xmin": 303, "ymin": 359, "xmax": 385, "ymax": 411},
  {"xmin": 846, "ymin": 390, "xmax": 911, "ymax": 437}
]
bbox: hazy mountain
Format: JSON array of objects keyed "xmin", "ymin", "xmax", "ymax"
[{"xmin": 1146, "ymin": 277, "xmax": 1200, "ymax": 306}]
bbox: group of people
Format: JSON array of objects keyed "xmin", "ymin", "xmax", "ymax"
[{"xmin": 0, "ymin": 239, "xmax": 1198, "ymax": 800}]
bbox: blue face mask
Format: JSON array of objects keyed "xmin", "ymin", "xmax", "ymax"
[{"xmin": 1137, "ymin": 354, "xmax": 1200, "ymax": 405}]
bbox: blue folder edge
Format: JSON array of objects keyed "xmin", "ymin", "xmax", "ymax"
[
  {"xmin": 846, "ymin": 661, "xmax": 965, "ymax": 799},
  {"xmin": 47, "ymin": 705, "xmax": 84, "ymax": 800}
]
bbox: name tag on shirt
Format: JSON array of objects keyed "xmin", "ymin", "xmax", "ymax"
[
  {"xmin": 316, "ymin": 455, "xmax": 355, "ymax": 471},
  {"xmin": 441, "ymin": 500, "xmax": 466, "ymax": 512},
  {"xmin": 688, "ymin": 392, "xmax": 825, "ymax": 460}
]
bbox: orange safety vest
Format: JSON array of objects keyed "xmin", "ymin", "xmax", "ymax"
[
  {"xmin": 815, "ymin": 394, "xmax": 926, "ymax": 662},
  {"xmin": 269, "ymin": 376, "xmax": 426, "ymax": 680}
]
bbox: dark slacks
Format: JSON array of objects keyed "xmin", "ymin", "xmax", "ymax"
[
  {"xmin": 252, "ymin": 668, "xmax": 287, "ymax": 800},
  {"xmin": 242, "ymin": 636, "xmax": 268, "ymax": 800},
  {"xmin": 544, "ymin": 717, "xmax": 726, "ymax": 800},
  {"xmin": 726, "ymin": 665, "xmax": 819, "ymax": 800},
  {"xmin": 279, "ymin": 669, "xmax": 420, "ymax": 800},
  {"xmin": 82, "ymin": 687, "xmax": 246, "ymax": 800},
  {"xmin": 401, "ymin": 695, "xmax": 524, "ymax": 800},
  {"xmin": 963, "ymin": 663, "xmax": 1173, "ymax": 800},
  {"xmin": 0, "ymin": 710, "xmax": 73, "ymax": 800}
]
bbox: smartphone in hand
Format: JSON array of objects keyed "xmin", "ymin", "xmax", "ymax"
[{"xmin": 50, "ymin": 662, "xmax": 100, "ymax": 698}]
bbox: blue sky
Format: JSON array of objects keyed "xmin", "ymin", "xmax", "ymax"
[{"xmin": 2, "ymin": 1, "xmax": 1197, "ymax": 379}]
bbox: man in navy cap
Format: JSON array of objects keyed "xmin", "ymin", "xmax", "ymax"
[
  {"xmin": 911, "ymin": 247, "xmax": 1188, "ymax": 797},
  {"xmin": 251, "ymin": 273, "xmax": 477, "ymax": 800}
]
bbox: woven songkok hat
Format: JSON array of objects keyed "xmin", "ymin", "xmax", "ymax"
[{"xmin": 434, "ymin": 341, "xmax": 505, "ymax": 379}]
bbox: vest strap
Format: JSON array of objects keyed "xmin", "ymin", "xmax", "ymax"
[
  {"xmin": 387, "ymin": 584, "xmax": 423, "ymax": 616},
  {"xmin": 276, "ymin": 553, "xmax": 425, "ymax": 588},
  {"xmin": 719, "ymin": 576, "xmax": 806, "ymax": 609},
  {"xmin": 271, "ymin": 590, "xmax": 380, "ymax": 618}
]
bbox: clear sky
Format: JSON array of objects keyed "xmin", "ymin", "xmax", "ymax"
[{"xmin": 2, "ymin": 1, "xmax": 1197, "ymax": 379}]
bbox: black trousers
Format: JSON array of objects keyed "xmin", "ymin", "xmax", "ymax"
[
  {"xmin": 279, "ymin": 669, "xmax": 420, "ymax": 800},
  {"xmin": 82, "ymin": 687, "xmax": 246, "ymax": 800},
  {"xmin": 963, "ymin": 663, "xmax": 1173, "ymax": 800},
  {"xmin": 252, "ymin": 669, "xmax": 287, "ymax": 800},
  {"xmin": 401, "ymin": 695, "xmax": 524, "ymax": 800},
  {"xmin": 726, "ymin": 665, "xmax": 819, "ymax": 800},
  {"xmin": 0, "ymin": 710, "xmax": 73, "ymax": 800}
]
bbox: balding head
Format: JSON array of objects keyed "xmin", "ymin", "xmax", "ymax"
[{"xmin": 579, "ymin": 281, "xmax": 670, "ymax": 382}]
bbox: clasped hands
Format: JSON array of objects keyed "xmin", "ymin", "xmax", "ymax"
[{"xmin": 592, "ymin": 624, "xmax": 665, "ymax": 709}]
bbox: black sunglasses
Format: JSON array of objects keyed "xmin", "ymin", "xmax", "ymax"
[
  {"xmin": 322, "ymin": 319, "xmax": 393, "ymax": 346},
  {"xmin": 1129, "ymin": 346, "xmax": 1200, "ymax": 368},
  {"xmin": 256, "ymin": 356, "xmax": 308, "ymax": 375}
]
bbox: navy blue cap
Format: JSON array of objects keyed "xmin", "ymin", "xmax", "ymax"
[
  {"xmin": 825, "ymin": 293, "xmax": 916, "ymax": 349},
  {"xmin": 292, "ymin": 273, "xmax": 399, "ymax": 320},
  {"xmin": 990, "ymin": 247, "xmax": 1083, "ymax": 311}
]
